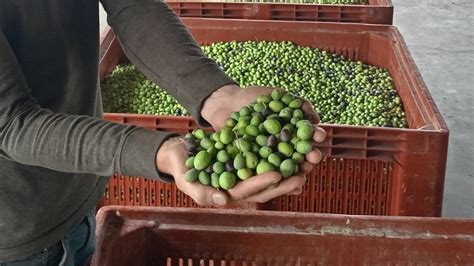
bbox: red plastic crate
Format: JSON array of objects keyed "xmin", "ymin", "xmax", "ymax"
[
  {"xmin": 91, "ymin": 206, "xmax": 474, "ymax": 265},
  {"xmin": 166, "ymin": 0, "xmax": 393, "ymax": 25},
  {"xmin": 98, "ymin": 19, "xmax": 449, "ymax": 217}
]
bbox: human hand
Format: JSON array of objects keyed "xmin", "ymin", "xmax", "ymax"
[
  {"xmin": 156, "ymin": 85, "xmax": 326, "ymax": 207},
  {"xmin": 201, "ymin": 84, "xmax": 326, "ymax": 175},
  {"xmin": 155, "ymin": 137, "xmax": 283, "ymax": 206}
]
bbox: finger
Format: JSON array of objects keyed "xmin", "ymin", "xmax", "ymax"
[
  {"xmin": 287, "ymin": 187, "xmax": 303, "ymax": 196},
  {"xmin": 301, "ymin": 100, "xmax": 320, "ymax": 124},
  {"xmin": 181, "ymin": 181, "xmax": 229, "ymax": 207},
  {"xmin": 301, "ymin": 161, "xmax": 313, "ymax": 174},
  {"xmin": 228, "ymin": 171, "xmax": 281, "ymax": 201},
  {"xmin": 312, "ymin": 126, "xmax": 326, "ymax": 143},
  {"xmin": 174, "ymin": 164, "xmax": 229, "ymax": 207},
  {"xmin": 243, "ymin": 175, "xmax": 305, "ymax": 203},
  {"xmin": 305, "ymin": 149, "xmax": 323, "ymax": 165}
]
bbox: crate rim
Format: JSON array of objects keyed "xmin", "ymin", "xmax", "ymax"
[
  {"xmin": 103, "ymin": 112, "xmax": 448, "ymax": 135},
  {"xmin": 165, "ymin": 0, "xmax": 393, "ymax": 7},
  {"xmin": 97, "ymin": 205, "xmax": 474, "ymax": 226}
]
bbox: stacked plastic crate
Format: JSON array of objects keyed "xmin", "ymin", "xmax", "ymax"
[
  {"xmin": 91, "ymin": 206, "xmax": 474, "ymax": 265},
  {"xmin": 97, "ymin": 0, "xmax": 449, "ymax": 218}
]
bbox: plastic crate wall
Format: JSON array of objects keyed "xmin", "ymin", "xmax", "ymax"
[
  {"xmin": 98, "ymin": 19, "xmax": 448, "ymax": 217},
  {"xmin": 166, "ymin": 0, "xmax": 393, "ymax": 24}
]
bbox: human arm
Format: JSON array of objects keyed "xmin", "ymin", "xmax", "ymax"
[{"xmin": 0, "ymin": 32, "xmax": 172, "ymax": 180}]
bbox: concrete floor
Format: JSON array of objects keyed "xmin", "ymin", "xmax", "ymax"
[
  {"xmin": 392, "ymin": 0, "xmax": 473, "ymax": 218},
  {"xmin": 98, "ymin": 0, "xmax": 473, "ymax": 218}
]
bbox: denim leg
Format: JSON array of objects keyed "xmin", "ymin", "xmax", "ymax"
[
  {"xmin": 1, "ymin": 210, "xmax": 95, "ymax": 266},
  {"xmin": 0, "ymin": 241, "xmax": 63, "ymax": 266},
  {"xmin": 60, "ymin": 210, "xmax": 96, "ymax": 266}
]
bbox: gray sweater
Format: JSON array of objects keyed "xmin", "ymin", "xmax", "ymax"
[{"xmin": 0, "ymin": 0, "xmax": 235, "ymax": 261}]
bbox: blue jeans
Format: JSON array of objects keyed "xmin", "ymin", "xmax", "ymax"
[{"xmin": 2, "ymin": 210, "xmax": 96, "ymax": 266}]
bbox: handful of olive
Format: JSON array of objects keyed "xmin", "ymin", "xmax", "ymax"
[{"xmin": 183, "ymin": 89, "xmax": 315, "ymax": 190}]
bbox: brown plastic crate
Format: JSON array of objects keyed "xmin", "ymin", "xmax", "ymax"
[
  {"xmin": 91, "ymin": 206, "xmax": 474, "ymax": 266},
  {"xmin": 98, "ymin": 19, "xmax": 449, "ymax": 216},
  {"xmin": 166, "ymin": 0, "xmax": 393, "ymax": 25}
]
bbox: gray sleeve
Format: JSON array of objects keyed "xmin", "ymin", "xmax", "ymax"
[
  {"xmin": 0, "ymin": 32, "xmax": 175, "ymax": 181},
  {"xmin": 100, "ymin": 0, "xmax": 237, "ymax": 126}
]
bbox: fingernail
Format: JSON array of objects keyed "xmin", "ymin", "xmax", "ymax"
[
  {"xmin": 212, "ymin": 193, "xmax": 227, "ymax": 207},
  {"xmin": 292, "ymin": 188, "xmax": 303, "ymax": 195},
  {"xmin": 271, "ymin": 176, "xmax": 282, "ymax": 185},
  {"xmin": 268, "ymin": 183, "xmax": 279, "ymax": 190},
  {"xmin": 315, "ymin": 128, "xmax": 326, "ymax": 142}
]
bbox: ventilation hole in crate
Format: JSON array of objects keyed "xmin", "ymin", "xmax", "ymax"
[
  {"xmin": 370, "ymin": 199, "xmax": 376, "ymax": 215},
  {"xmin": 371, "ymin": 177, "xmax": 377, "ymax": 195},
  {"xmin": 144, "ymin": 187, "xmax": 148, "ymax": 205},
  {"xmin": 338, "ymin": 158, "xmax": 344, "ymax": 171},
  {"xmin": 314, "ymin": 174, "xmax": 320, "ymax": 192},
  {"xmin": 104, "ymin": 185, "xmax": 109, "ymax": 200},
  {"xmin": 304, "ymin": 180, "xmax": 310, "ymax": 192},
  {"xmin": 322, "ymin": 158, "xmax": 327, "ymax": 170},
  {"xmin": 331, "ymin": 176, "xmax": 336, "ymax": 192},
  {"xmin": 364, "ymin": 178, "xmax": 369, "ymax": 194},
  {"xmin": 135, "ymin": 187, "xmax": 140, "ymax": 203},
  {"xmin": 126, "ymin": 185, "xmax": 132, "ymax": 203},
  {"xmin": 354, "ymin": 199, "xmax": 359, "ymax": 213},
  {"xmin": 330, "ymin": 198, "xmax": 335, "ymax": 213},
  {"xmin": 182, "ymin": 195, "xmax": 187, "ymax": 207},
  {"xmin": 363, "ymin": 199, "xmax": 368, "ymax": 214},
  {"xmin": 167, "ymin": 190, "xmax": 171, "ymax": 206},
  {"xmin": 269, "ymin": 199, "xmax": 276, "ymax": 210},
  {"xmin": 175, "ymin": 192, "xmax": 180, "ymax": 207},
  {"xmin": 320, "ymin": 198, "xmax": 325, "ymax": 213},
  {"xmin": 159, "ymin": 189, "xmax": 164, "ymax": 205},
  {"xmin": 380, "ymin": 201, "xmax": 386, "ymax": 215},
  {"xmin": 304, "ymin": 195, "xmax": 309, "ymax": 212},
  {"xmin": 321, "ymin": 175, "xmax": 326, "ymax": 192},
  {"xmin": 120, "ymin": 186, "xmax": 125, "ymax": 202},
  {"xmin": 348, "ymin": 176, "xmax": 353, "ymax": 193},
  {"xmin": 151, "ymin": 188, "xmax": 156, "ymax": 206},
  {"xmin": 332, "ymin": 158, "xmax": 337, "ymax": 171},
  {"xmin": 113, "ymin": 185, "xmax": 118, "ymax": 200},
  {"xmin": 337, "ymin": 199, "xmax": 342, "ymax": 213},
  {"xmin": 315, "ymin": 161, "xmax": 321, "ymax": 171},
  {"xmin": 338, "ymin": 177, "xmax": 343, "ymax": 192},
  {"xmin": 297, "ymin": 196, "xmax": 302, "ymax": 211},
  {"xmin": 347, "ymin": 199, "xmax": 352, "ymax": 214},
  {"xmin": 348, "ymin": 160, "xmax": 354, "ymax": 172},
  {"xmin": 354, "ymin": 178, "xmax": 360, "ymax": 194}
]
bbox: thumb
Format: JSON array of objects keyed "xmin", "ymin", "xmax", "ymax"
[{"xmin": 178, "ymin": 179, "xmax": 230, "ymax": 207}]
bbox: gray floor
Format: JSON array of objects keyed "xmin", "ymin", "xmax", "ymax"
[
  {"xmin": 98, "ymin": 0, "xmax": 473, "ymax": 218},
  {"xmin": 392, "ymin": 0, "xmax": 473, "ymax": 218}
]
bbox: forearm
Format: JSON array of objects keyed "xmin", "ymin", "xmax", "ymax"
[
  {"xmin": 0, "ymin": 32, "xmax": 174, "ymax": 180},
  {"xmin": 101, "ymin": 0, "xmax": 237, "ymax": 125}
]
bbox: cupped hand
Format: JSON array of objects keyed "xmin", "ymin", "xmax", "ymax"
[{"xmin": 156, "ymin": 84, "xmax": 326, "ymax": 207}]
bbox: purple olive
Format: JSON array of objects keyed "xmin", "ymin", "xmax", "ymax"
[
  {"xmin": 261, "ymin": 107, "xmax": 272, "ymax": 117},
  {"xmin": 187, "ymin": 147, "xmax": 198, "ymax": 156},
  {"xmin": 280, "ymin": 128, "xmax": 291, "ymax": 142},
  {"xmin": 225, "ymin": 160, "xmax": 235, "ymax": 172},
  {"xmin": 180, "ymin": 138, "xmax": 196, "ymax": 152},
  {"xmin": 267, "ymin": 135, "xmax": 278, "ymax": 149}
]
